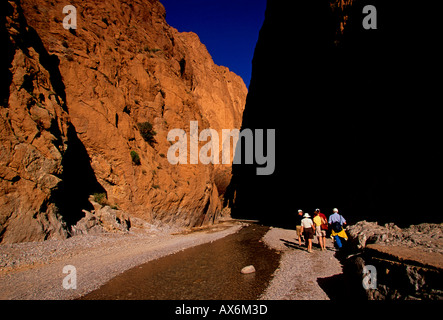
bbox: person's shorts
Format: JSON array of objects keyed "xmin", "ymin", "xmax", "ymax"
[
  {"xmin": 303, "ymin": 227, "xmax": 314, "ymax": 240},
  {"xmin": 316, "ymin": 226, "xmax": 326, "ymax": 237},
  {"xmin": 296, "ymin": 225, "xmax": 302, "ymax": 237}
]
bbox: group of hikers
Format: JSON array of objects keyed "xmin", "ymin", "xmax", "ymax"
[{"xmin": 295, "ymin": 208, "xmax": 348, "ymax": 253}]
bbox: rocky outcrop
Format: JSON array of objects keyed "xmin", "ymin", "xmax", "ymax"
[
  {"xmin": 345, "ymin": 221, "xmax": 443, "ymax": 300},
  {"xmin": 347, "ymin": 221, "xmax": 443, "ymax": 253},
  {"xmin": 1, "ymin": 0, "xmax": 247, "ymax": 243},
  {"xmin": 71, "ymin": 205, "xmax": 130, "ymax": 236}
]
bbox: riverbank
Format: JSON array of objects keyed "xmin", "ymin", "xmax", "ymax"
[
  {"xmin": 0, "ymin": 221, "xmax": 244, "ymax": 300},
  {"xmin": 260, "ymin": 227, "xmax": 345, "ymax": 300}
]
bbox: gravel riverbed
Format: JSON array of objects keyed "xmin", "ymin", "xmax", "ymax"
[
  {"xmin": 0, "ymin": 222, "xmax": 243, "ymax": 300},
  {"xmin": 260, "ymin": 227, "xmax": 344, "ymax": 300},
  {"xmin": 1, "ymin": 223, "xmax": 345, "ymax": 300}
]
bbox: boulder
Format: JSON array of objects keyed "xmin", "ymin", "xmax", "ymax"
[
  {"xmin": 95, "ymin": 206, "xmax": 131, "ymax": 233},
  {"xmin": 70, "ymin": 207, "xmax": 131, "ymax": 236},
  {"xmin": 241, "ymin": 265, "xmax": 256, "ymax": 274}
]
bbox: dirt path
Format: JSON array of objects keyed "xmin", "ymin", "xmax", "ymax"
[
  {"xmin": 0, "ymin": 222, "xmax": 243, "ymax": 300},
  {"xmin": 260, "ymin": 227, "xmax": 344, "ymax": 300}
]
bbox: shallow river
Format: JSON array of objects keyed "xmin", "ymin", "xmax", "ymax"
[{"xmin": 81, "ymin": 224, "xmax": 280, "ymax": 300}]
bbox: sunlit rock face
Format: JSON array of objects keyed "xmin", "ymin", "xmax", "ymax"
[{"xmin": 1, "ymin": 0, "xmax": 247, "ymax": 243}]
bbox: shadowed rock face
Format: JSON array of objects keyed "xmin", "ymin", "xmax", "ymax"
[
  {"xmin": 227, "ymin": 0, "xmax": 440, "ymax": 227},
  {"xmin": 1, "ymin": 0, "xmax": 247, "ymax": 243}
]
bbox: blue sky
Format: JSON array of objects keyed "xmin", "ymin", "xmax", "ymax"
[{"xmin": 161, "ymin": 0, "xmax": 267, "ymax": 88}]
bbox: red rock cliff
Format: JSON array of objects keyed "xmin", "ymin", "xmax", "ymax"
[{"xmin": 1, "ymin": 0, "xmax": 247, "ymax": 243}]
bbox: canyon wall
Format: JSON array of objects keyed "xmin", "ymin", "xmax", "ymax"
[
  {"xmin": 1, "ymin": 0, "xmax": 247, "ymax": 243},
  {"xmin": 227, "ymin": 0, "xmax": 440, "ymax": 227}
]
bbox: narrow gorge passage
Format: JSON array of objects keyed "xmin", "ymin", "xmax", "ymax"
[{"xmin": 81, "ymin": 224, "xmax": 281, "ymax": 300}]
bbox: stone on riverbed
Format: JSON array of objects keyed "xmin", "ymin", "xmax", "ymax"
[{"xmin": 241, "ymin": 265, "xmax": 256, "ymax": 274}]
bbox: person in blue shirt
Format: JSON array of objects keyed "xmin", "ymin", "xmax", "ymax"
[
  {"xmin": 328, "ymin": 208, "xmax": 346, "ymax": 226},
  {"xmin": 328, "ymin": 208, "xmax": 347, "ymax": 249}
]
